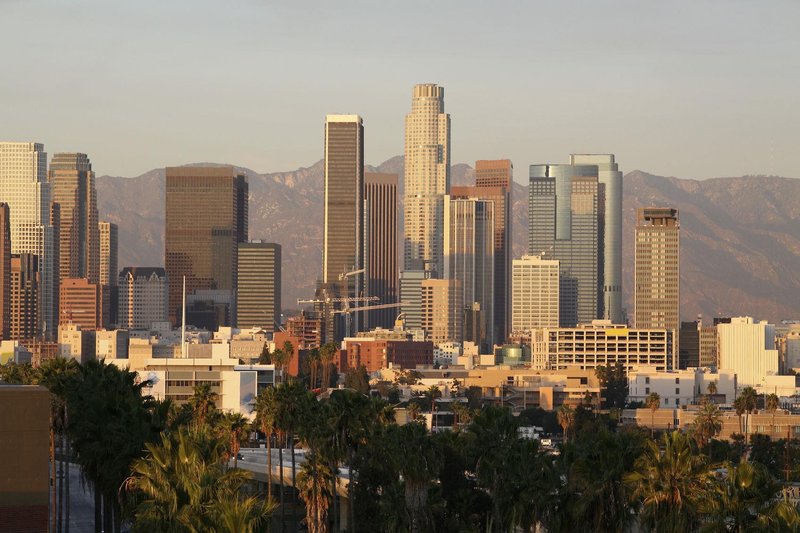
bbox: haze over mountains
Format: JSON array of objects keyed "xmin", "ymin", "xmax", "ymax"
[{"xmin": 97, "ymin": 158, "xmax": 800, "ymax": 324}]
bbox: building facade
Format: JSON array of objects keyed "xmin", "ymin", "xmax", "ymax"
[
  {"xmin": 48, "ymin": 152, "xmax": 100, "ymax": 284},
  {"xmin": 511, "ymin": 255, "xmax": 560, "ymax": 333},
  {"xmin": 403, "ymin": 83, "xmax": 450, "ymax": 275},
  {"xmin": 399, "ymin": 269, "xmax": 433, "ymax": 331},
  {"xmin": 341, "ymin": 337, "xmax": 433, "ymax": 373},
  {"xmin": 421, "ymin": 278, "xmax": 462, "ymax": 345},
  {"xmin": 364, "ymin": 172, "xmax": 398, "ymax": 329},
  {"xmin": 0, "ymin": 204, "xmax": 9, "ymax": 340},
  {"xmin": 60, "ymin": 277, "xmax": 108, "ymax": 330},
  {"xmin": 443, "ymin": 195, "xmax": 494, "ymax": 349},
  {"xmin": 529, "ymin": 163, "xmax": 602, "ymax": 327},
  {"xmin": 531, "ymin": 320, "xmax": 676, "ymax": 372},
  {"xmin": 165, "ymin": 166, "xmax": 248, "ymax": 326},
  {"xmin": 99, "ymin": 221, "xmax": 118, "ymax": 286},
  {"xmin": 0, "ymin": 142, "xmax": 56, "ymax": 337},
  {"xmin": 718, "ymin": 316, "xmax": 779, "ymax": 389},
  {"xmin": 634, "ymin": 208, "xmax": 680, "ymax": 339},
  {"xmin": 9, "ymin": 254, "xmax": 39, "ymax": 341},
  {"xmin": 571, "ymin": 155, "xmax": 622, "ymax": 323},
  {"xmin": 236, "ymin": 241, "xmax": 281, "ymax": 333},
  {"xmin": 118, "ymin": 267, "xmax": 168, "ymax": 330}
]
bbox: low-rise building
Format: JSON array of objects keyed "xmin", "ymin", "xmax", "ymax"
[
  {"xmin": 627, "ymin": 367, "xmax": 737, "ymax": 407},
  {"xmin": 341, "ymin": 337, "xmax": 433, "ymax": 373}
]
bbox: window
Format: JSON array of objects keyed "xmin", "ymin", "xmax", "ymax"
[
  {"xmin": 645, "ymin": 377, "xmax": 650, "ymax": 384},
  {"xmin": 675, "ymin": 378, "xmax": 680, "ymax": 384},
  {"xmin": 676, "ymin": 388, "xmax": 680, "ymax": 394},
  {"xmin": 645, "ymin": 387, "xmax": 650, "ymax": 394}
]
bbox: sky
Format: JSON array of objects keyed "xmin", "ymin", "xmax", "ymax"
[{"xmin": 1, "ymin": 0, "xmax": 798, "ymax": 182}]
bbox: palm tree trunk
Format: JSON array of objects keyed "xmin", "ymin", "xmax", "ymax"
[
  {"xmin": 331, "ymin": 463, "xmax": 339, "ymax": 533},
  {"xmin": 57, "ymin": 429, "xmax": 64, "ymax": 533},
  {"xmin": 291, "ymin": 433, "xmax": 297, "ymax": 530},
  {"xmin": 65, "ymin": 410, "xmax": 70, "ymax": 533},
  {"xmin": 93, "ymin": 489, "xmax": 101, "ymax": 533},
  {"xmin": 267, "ymin": 431, "xmax": 273, "ymax": 501},
  {"xmin": 279, "ymin": 435, "xmax": 285, "ymax": 532},
  {"xmin": 102, "ymin": 492, "xmax": 113, "ymax": 533},
  {"xmin": 113, "ymin": 499, "xmax": 122, "ymax": 533},
  {"xmin": 50, "ymin": 413, "xmax": 56, "ymax": 533},
  {"xmin": 348, "ymin": 451, "xmax": 355, "ymax": 533}
]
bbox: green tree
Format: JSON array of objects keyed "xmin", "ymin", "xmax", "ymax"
[
  {"xmin": 258, "ymin": 342, "xmax": 271, "ymax": 365},
  {"xmin": 296, "ymin": 451, "xmax": 333, "ymax": 533},
  {"xmin": 557, "ymin": 404, "xmax": 575, "ymax": 443},
  {"xmin": 766, "ymin": 392, "xmax": 780, "ymax": 437},
  {"xmin": 188, "ymin": 383, "xmax": 218, "ymax": 426},
  {"xmin": 343, "ymin": 364, "xmax": 370, "ymax": 395},
  {"xmin": 692, "ymin": 399, "xmax": 723, "ymax": 449},
  {"xmin": 738, "ymin": 387, "xmax": 758, "ymax": 443},
  {"xmin": 389, "ymin": 422, "xmax": 441, "ymax": 533},
  {"xmin": 319, "ymin": 343, "xmax": 338, "ymax": 391},
  {"xmin": 275, "ymin": 380, "xmax": 314, "ymax": 530},
  {"xmin": 254, "ymin": 387, "xmax": 278, "ymax": 501},
  {"xmin": 646, "ymin": 392, "xmax": 661, "ymax": 437},
  {"xmin": 126, "ymin": 424, "xmax": 274, "ymax": 532},
  {"xmin": 698, "ymin": 460, "xmax": 779, "ymax": 532},
  {"xmin": 595, "ymin": 363, "xmax": 628, "ymax": 409},
  {"xmin": 625, "ymin": 431, "xmax": 714, "ymax": 532},
  {"xmin": 707, "ymin": 380, "xmax": 718, "ymax": 396}
]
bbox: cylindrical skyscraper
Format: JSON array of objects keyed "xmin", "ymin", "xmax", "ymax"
[{"xmin": 403, "ymin": 83, "xmax": 450, "ymax": 275}]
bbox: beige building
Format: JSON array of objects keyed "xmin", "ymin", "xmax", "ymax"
[
  {"xmin": 511, "ymin": 255, "xmax": 559, "ymax": 333},
  {"xmin": 634, "ymin": 208, "xmax": 679, "ymax": 337},
  {"xmin": 421, "ymin": 278, "xmax": 462, "ymax": 345},
  {"xmin": 99, "ymin": 221, "xmax": 118, "ymax": 286},
  {"xmin": 718, "ymin": 316, "xmax": 779, "ymax": 389},
  {"xmin": 236, "ymin": 242, "xmax": 281, "ymax": 333},
  {"xmin": 403, "ymin": 83, "xmax": 450, "ymax": 275},
  {"xmin": 118, "ymin": 267, "xmax": 168, "ymax": 330},
  {"xmin": 58, "ymin": 323, "xmax": 95, "ymax": 363},
  {"xmin": 532, "ymin": 320, "xmax": 676, "ymax": 371},
  {"xmin": 96, "ymin": 328, "xmax": 128, "ymax": 360}
]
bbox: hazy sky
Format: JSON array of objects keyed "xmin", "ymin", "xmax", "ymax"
[{"xmin": 1, "ymin": 0, "xmax": 798, "ymax": 181}]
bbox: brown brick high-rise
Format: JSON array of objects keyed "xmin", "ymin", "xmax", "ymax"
[
  {"xmin": 0, "ymin": 204, "xmax": 10, "ymax": 340},
  {"xmin": 165, "ymin": 167, "xmax": 248, "ymax": 326},
  {"xmin": 365, "ymin": 172, "xmax": 398, "ymax": 329}
]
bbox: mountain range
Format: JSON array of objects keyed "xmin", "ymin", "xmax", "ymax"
[{"xmin": 96, "ymin": 158, "xmax": 800, "ymax": 323}]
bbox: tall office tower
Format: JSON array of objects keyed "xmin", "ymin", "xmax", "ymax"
[
  {"xmin": 529, "ymin": 163, "xmax": 602, "ymax": 327},
  {"xmin": 403, "ymin": 83, "xmax": 450, "ymax": 275},
  {"xmin": 165, "ymin": 166, "xmax": 248, "ymax": 326},
  {"xmin": 10, "ymin": 254, "xmax": 39, "ymax": 340},
  {"xmin": 99, "ymin": 222, "xmax": 118, "ymax": 287},
  {"xmin": 443, "ymin": 195, "xmax": 495, "ymax": 350},
  {"xmin": 49, "ymin": 153, "xmax": 100, "ymax": 283},
  {"xmin": 634, "ymin": 208, "xmax": 680, "ymax": 340},
  {"xmin": 399, "ymin": 269, "xmax": 433, "ymax": 331},
  {"xmin": 0, "ymin": 142, "xmax": 56, "ymax": 337},
  {"xmin": 236, "ymin": 241, "xmax": 281, "ymax": 333},
  {"xmin": 570, "ymin": 155, "xmax": 622, "ymax": 323},
  {"xmin": 511, "ymin": 255, "xmax": 560, "ymax": 333},
  {"xmin": 365, "ymin": 172, "xmax": 398, "ymax": 329},
  {"xmin": 99, "ymin": 221, "xmax": 118, "ymax": 325},
  {"xmin": 421, "ymin": 278, "xmax": 462, "ymax": 345},
  {"xmin": 678, "ymin": 321, "xmax": 700, "ymax": 369},
  {"xmin": 118, "ymin": 267, "xmax": 168, "ymax": 330},
  {"xmin": 59, "ymin": 278, "xmax": 108, "ymax": 331},
  {"xmin": 0, "ymin": 204, "xmax": 10, "ymax": 340},
  {"xmin": 474, "ymin": 159, "xmax": 512, "ymax": 343}
]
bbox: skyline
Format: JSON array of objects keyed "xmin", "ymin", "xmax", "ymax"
[{"xmin": 1, "ymin": 1, "xmax": 798, "ymax": 181}]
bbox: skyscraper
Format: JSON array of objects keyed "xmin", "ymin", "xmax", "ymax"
[
  {"xmin": 529, "ymin": 163, "xmax": 602, "ymax": 327},
  {"xmin": 323, "ymin": 115, "xmax": 364, "ymax": 286},
  {"xmin": 421, "ymin": 278, "xmax": 462, "ymax": 345},
  {"xmin": 165, "ymin": 166, "xmax": 248, "ymax": 326},
  {"xmin": 236, "ymin": 241, "xmax": 281, "ymax": 333},
  {"xmin": 0, "ymin": 203, "xmax": 10, "ymax": 340},
  {"xmin": 365, "ymin": 172, "xmax": 398, "ymax": 329},
  {"xmin": 443, "ymin": 195, "xmax": 494, "ymax": 349},
  {"xmin": 475, "ymin": 159, "xmax": 512, "ymax": 343},
  {"xmin": 403, "ymin": 83, "xmax": 450, "ymax": 275},
  {"xmin": 570, "ymin": 155, "xmax": 622, "ymax": 324},
  {"xmin": 60, "ymin": 277, "xmax": 107, "ymax": 331},
  {"xmin": 511, "ymin": 255, "xmax": 560, "ymax": 333},
  {"xmin": 634, "ymin": 208, "xmax": 680, "ymax": 336},
  {"xmin": 99, "ymin": 221, "xmax": 118, "ymax": 287},
  {"xmin": 49, "ymin": 152, "xmax": 99, "ymax": 284},
  {"xmin": 0, "ymin": 142, "xmax": 56, "ymax": 337},
  {"xmin": 99, "ymin": 221, "xmax": 118, "ymax": 325}
]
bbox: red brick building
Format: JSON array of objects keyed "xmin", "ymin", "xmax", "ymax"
[{"xmin": 340, "ymin": 338, "xmax": 433, "ymax": 373}]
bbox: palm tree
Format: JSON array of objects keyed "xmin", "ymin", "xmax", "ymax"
[
  {"xmin": 646, "ymin": 392, "xmax": 661, "ymax": 437},
  {"xmin": 766, "ymin": 392, "xmax": 780, "ymax": 438},
  {"xmin": 296, "ymin": 451, "xmax": 333, "ymax": 533},
  {"xmin": 557, "ymin": 404, "xmax": 575, "ymax": 443},
  {"xmin": 389, "ymin": 422, "xmax": 441, "ymax": 533},
  {"xmin": 698, "ymin": 460, "xmax": 779, "ymax": 532},
  {"xmin": 275, "ymin": 381, "xmax": 314, "ymax": 530},
  {"xmin": 218, "ymin": 412, "xmax": 249, "ymax": 468},
  {"xmin": 307, "ymin": 348, "xmax": 321, "ymax": 389},
  {"xmin": 625, "ymin": 431, "xmax": 715, "ymax": 532},
  {"xmin": 254, "ymin": 387, "xmax": 278, "ymax": 501},
  {"xmin": 707, "ymin": 380, "xmax": 718, "ymax": 397},
  {"xmin": 738, "ymin": 387, "xmax": 758, "ymax": 443},
  {"xmin": 188, "ymin": 383, "xmax": 218, "ymax": 426},
  {"xmin": 692, "ymin": 399, "xmax": 723, "ymax": 449},
  {"xmin": 319, "ymin": 343, "xmax": 337, "ymax": 391},
  {"xmin": 126, "ymin": 424, "xmax": 275, "ymax": 532}
]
